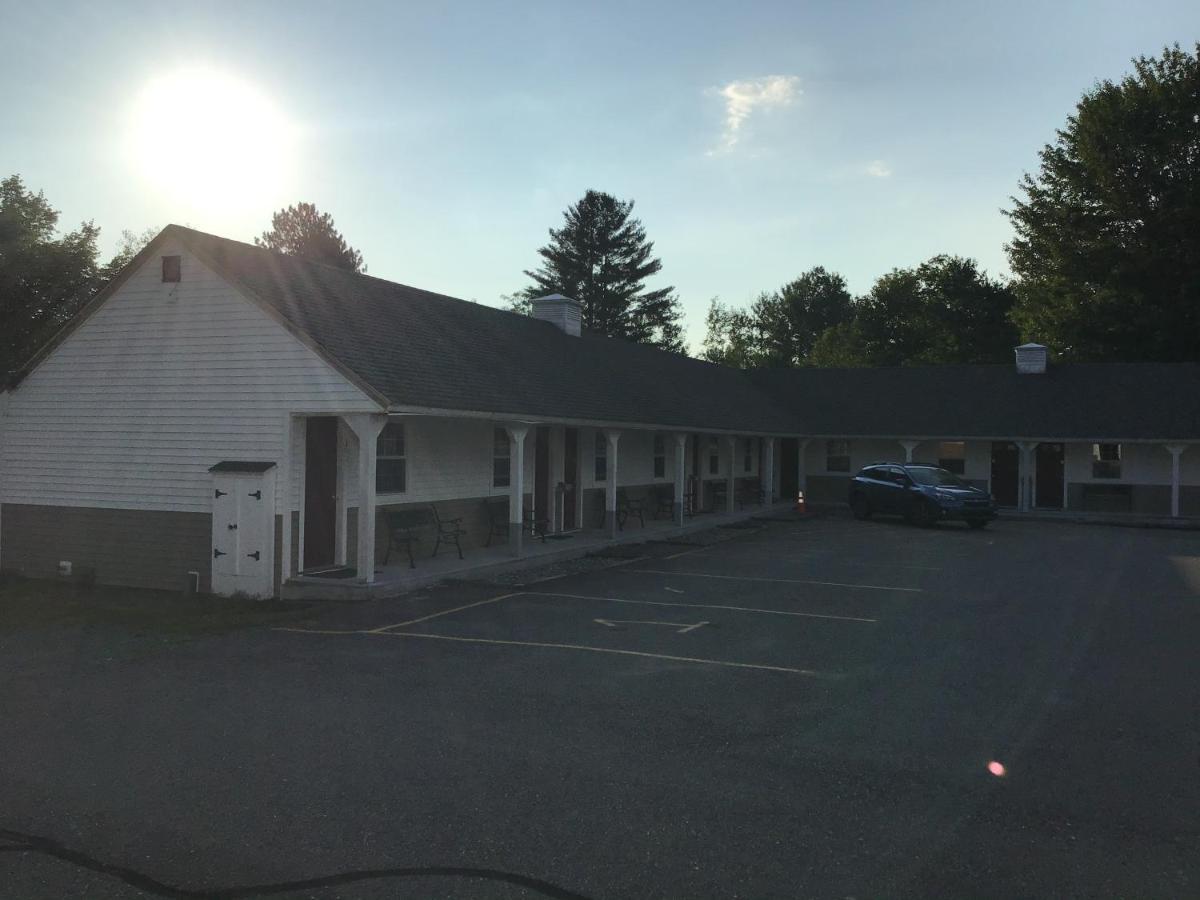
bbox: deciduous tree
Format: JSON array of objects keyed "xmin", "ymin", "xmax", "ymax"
[
  {"xmin": 1006, "ymin": 43, "xmax": 1200, "ymax": 360},
  {"xmin": 750, "ymin": 267, "xmax": 855, "ymax": 366},
  {"xmin": 0, "ymin": 175, "xmax": 100, "ymax": 378},
  {"xmin": 850, "ymin": 256, "xmax": 1018, "ymax": 366}
]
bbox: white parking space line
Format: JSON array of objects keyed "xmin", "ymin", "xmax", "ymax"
[
  {"xmin": 623, "ymin": 569, "xmax": 923, "ymax": 593},
  {"xmin": 368, "ymin": 592, "xmax": 523, "ymax": 632},
  {"xmin": 274, "ymin": 626, "xmax": 363, "ymax": 635},
  {"xmin": 373, "ymin": 630, "xmax": 832, "ymax": 677},
  {"xmin": 526, "ymin": 591, "xmax": 878, "ymax": 623},
  {"xmin": 718, "ymin": 551, "xmax": 943, "ymax": 572}
]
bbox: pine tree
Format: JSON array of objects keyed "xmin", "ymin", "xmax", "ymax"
[
  {"xmin": 256, "ymin": 202, "xmax": 365, "ymax": 272},
  {"xmin": 524, "ymin": 190, "xmax": 683, "ymax": 351}
]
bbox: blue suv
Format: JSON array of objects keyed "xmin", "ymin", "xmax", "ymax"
[{"xmin": 848, "ymin": 463, "xmax": 998, "ymax": 529}]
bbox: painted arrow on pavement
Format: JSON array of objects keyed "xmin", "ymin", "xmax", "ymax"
[{"xmin": 594, "ymin": 618, "xmax": 709, "ymax": 634}]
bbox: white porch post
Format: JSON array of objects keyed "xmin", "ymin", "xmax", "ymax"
[
  {"xmin": 335, "ymin": 422, "xmax": 349, "ymax": 566},
  {"xmin": 798, "ymin": 439, "xmax": 809, "ymax": 498},
  {"xmin": 763, "ymin": 437, "xmax": 776, "ymax": 504},
  {"xmin": 900, "ymin": 440, "xmax": 919, "ymax": 463},
  {"xmin": 604, "ymin": 430, "xmax": 621, "ymax": 538},
  {"xmin": 725, "ymin": 436, "xmax": 737, "ymax": 513},
  {"xmin": 1166, "ymin": 444, "xmax": 1186, "ymax": 518},
  {"xmin": 673, "ymin": 433, "xmax": 687, "ymax": 526},
  {"xmin": 506, "ymin": 425, "xmax": 528, "ymax": 557},
  {"xmin": 549, "ymin": 426, "xmax": 565, "ymax": 533},
  {"xmin": 345, "ymin": 414, "xmax": 387, "ymax": 584},
  {"xmin": 279, "ymin": 413, "xmax": 294, "ymax": 584}
]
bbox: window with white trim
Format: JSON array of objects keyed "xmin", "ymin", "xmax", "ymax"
[
  {"xmin": 826, "ymin": 440, "xmax": 850, "ymax": 473},
  {"xmin": 1092, "ymin": 443, "xmax": 1121, "ymax": 479},
  {"xmin": 653, "ymin": 435, "xmax": 666, "ymax": 478},
  {"xmin": 937, "ymin": 441, "xmax": 966, "ymax": 475},
  {"xmin": 492, "ymin": 428, "xmax": 510, "ymax": 488},
  {"xmin": 376, "ymin": 423, "xmax": 406, "ymax": 493},
  {"xmin": 708, "ymin": 437, "xmax": 720, "ymax": 475},
  {"xmin": 595, "ymin": 432, "xmax": 607, "ymax": 482}
]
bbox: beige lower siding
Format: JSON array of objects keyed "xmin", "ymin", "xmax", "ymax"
[
  {"xmin": 354, "ymin": 484, "xmax": 685, "ymax": 568},
  {"xmin": 807, "ymin": 475, "xmax": 1196, "ymax": 516},
  {"xmin": 347, "ymin": 494, "xmax": 533, "ymax": 566},
  {"xmin": 1067, "ymin": 483, "xmax": 1199, "ymax": 516},
  {"xmin": 1, "ymin": 503, "xmax": 212, "ymax": 592},
  {"xmin": 0, "ymin": 504, "xmax": 286, "ymax": 596}
]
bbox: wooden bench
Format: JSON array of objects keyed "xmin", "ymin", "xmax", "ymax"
[
  {"xmin": 430, "ymin": 506, "xmax": 467, "ymax": 560},
  {"xmin": 484, "ymin": 497, "xmax": 547, "ymax": 546},
  {"xmin": 736, "ymin": 481, "xmax": 764, "ymax": 509},
  {"xmin": 616, "ymin": 489, "xmax": 646, "ymax": 530},
  {"xmin": 384, "ymin": 505, "xmax": 465, "ymax": 569},
  {"xmin": 652, "ymin": 484, "xmax": 675, "ymax": 519},
  {"xmin": 384, "ymin": 507, "xmax": 434, "ymax": 569},
  {"xmin": 708, "ymin": 480, "xmax": 727, "ymax": 512}
]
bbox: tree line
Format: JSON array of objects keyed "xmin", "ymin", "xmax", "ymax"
[
  {"xmin": 704, "ymin": 42, "xmax": 1200, "ymax": 367},
  {"xmin": 2, "ymin": 43, "xmax": 1196, "ymax": 379}
]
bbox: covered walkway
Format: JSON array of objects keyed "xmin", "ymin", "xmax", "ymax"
[{"xmin": 282, "ymin": 501, "xmax": 794, "ymax": 600}]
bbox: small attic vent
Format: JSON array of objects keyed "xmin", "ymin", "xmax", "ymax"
[
  {"xmin": 162, "ymin": 255, "xmax": 181, "ymax": 283},
  {"xmin": 1015, "ymin": 342, "xmax": 1048, "ymax": 375},
  {"xmin": 531, "ymin": 294, "xmax": 582, "ymax": 336}
]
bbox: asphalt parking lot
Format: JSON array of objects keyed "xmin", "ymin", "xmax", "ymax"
[{"xmin": 3, "ymin": 514, "xmax": 1199, "ymax": 898}]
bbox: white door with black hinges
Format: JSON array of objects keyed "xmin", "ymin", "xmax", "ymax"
[{"xmin": 210, "ymin": 461, "xmax": 277, "ymax": 598}]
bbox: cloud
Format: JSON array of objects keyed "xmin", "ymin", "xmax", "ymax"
[
  {"xmin": 709, "ymin": 75, "xmax": 800, "ymax": 154},
  {"xmin": 866, "ymin": 160, "xmax": 892, "ymax": 178}
]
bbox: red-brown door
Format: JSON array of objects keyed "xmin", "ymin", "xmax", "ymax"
[
  {"xmin": 1035, "ymin": 442, "xmax": 1065, "ymax": 509},
  {"xmin": 563, "ymin": 428, "xmax": 578, "ymax": 529},
  {"xmin": 990, "ymin": 441, "xmax": 1019, "ymax": 508},
  {"xmin": 304, "ymin": 417, "xmax": 338, "ymax": 569}
]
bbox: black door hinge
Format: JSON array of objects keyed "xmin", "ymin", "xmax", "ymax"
[
  {"xmin": 227, "ymin": 523, "xmax": 238, "ymax": 530},
  {"xmin": 249, "ymin": 490, "xmax": 262, "ymax": 500},
  {"xmin": 213, "ymin": 548, "xmax": 226, "ymax": 558},
  {"xmin": 214, "ymin": 489, "xmax": 227, "ymax": 498},
  {"xmin": 247, "ymin": 551, "xmax": 260, "ymax": 561}
]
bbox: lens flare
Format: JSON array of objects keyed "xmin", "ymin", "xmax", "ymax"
[{"xmin": 987, "ymin": 760, "xmax": 1006, "ymax": 777}]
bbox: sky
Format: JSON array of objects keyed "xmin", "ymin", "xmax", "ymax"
[{"xmin": 2, "ymin": 0, "xmax": 1198, "ymax": 349}]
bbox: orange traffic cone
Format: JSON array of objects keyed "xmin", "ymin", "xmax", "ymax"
[{"xmin": 795, "ymin": 491, "xmax": 807, "ymax": 515}]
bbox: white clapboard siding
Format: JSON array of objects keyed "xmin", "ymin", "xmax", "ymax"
[
  {"xmin": 334, "ymin": 416, "xmax": 538, "ymax": 508},
  {"xmin": 0, "ymin": 237, "xmax": 379, "ymax": 514}
]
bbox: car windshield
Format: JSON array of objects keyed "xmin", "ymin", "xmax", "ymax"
[{"xmin": 907, "ymin": 466, "xmax": 967, "ymax": 487}]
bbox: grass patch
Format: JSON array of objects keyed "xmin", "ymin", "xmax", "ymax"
[{"xmin": 0, "ymin": 574, "xmax": 316, "ymax": 635}]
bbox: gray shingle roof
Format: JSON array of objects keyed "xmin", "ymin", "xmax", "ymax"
[
  {"xmin": 176, "ymin": 226, "xmax": 797, "ymax": 433},
  {"xmin": 750, "ymin": 363, "xmax": 1200, "ymax": 440}
]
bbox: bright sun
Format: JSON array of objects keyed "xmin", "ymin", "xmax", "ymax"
[{"xmin": 127, "ymin": 67, "xmax": 295, "ymax": 214}]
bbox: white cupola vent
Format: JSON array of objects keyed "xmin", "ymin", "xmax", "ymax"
[
  {"xmin": 1015, "ymin": 342, "xmax": 1049, "ymax": 375},
  {"xmin": 531, "ymin": 294, "xmax": 582, "ymax": 337}
]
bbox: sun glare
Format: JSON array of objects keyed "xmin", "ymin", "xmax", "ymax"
[{"xmin": 127, "ymin": 67, "xmax": 294, "ymax": 214}]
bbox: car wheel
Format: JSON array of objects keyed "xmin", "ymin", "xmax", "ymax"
[
  {"xmin": 967, "ymin": 518, "xmax": 989, "ymax": 530},
  {"xmin": 851, "ymin": 493, "xmax": 872, "ymax": 520},
  {"xmin": 909, "ymin": 500, "xmax": 937, "ymax": 527}
]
